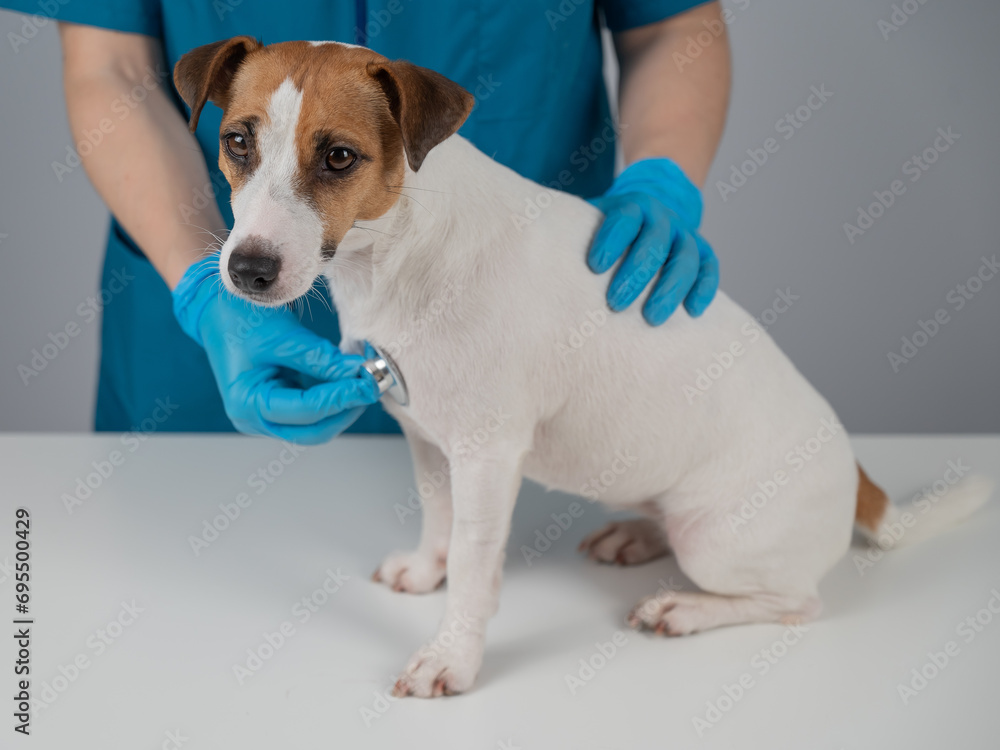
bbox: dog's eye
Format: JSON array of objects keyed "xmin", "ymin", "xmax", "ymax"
[
  {"xmin": 224, "ymin": 133, "xmax": 249, "ymax": 159},
  {"xmin": 326, "ymin": 148, "xmax": 356, "ymax": 171}
]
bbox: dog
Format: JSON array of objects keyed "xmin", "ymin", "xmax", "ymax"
[{"xmin": 174, "ymin": 38, "xmax": 993, "ymax": 698}]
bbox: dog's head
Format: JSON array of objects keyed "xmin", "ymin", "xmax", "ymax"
[{"xmin": 174, "ymin": 38, "xmax": 474, "ymax": 305}]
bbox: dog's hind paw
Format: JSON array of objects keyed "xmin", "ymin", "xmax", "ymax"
[
  {"xmin": 578, "ymin": 519, "xmax": 670, "ymax": 565},
  {"xmin": 627, "ymin": 590, "xmax": 820, "ymax": 636},
  {"xmin": 372, "ymin": 550, "xmax": 446, "ymax": 594}
]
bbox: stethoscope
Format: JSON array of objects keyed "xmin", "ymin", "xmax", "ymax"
[{"xmin": 361, "ymin": 343, "xmax": 409, "ymax": 406}]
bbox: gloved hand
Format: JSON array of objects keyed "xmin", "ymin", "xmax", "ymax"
[
  {"xmin": 588, "ymin": 157, "xmax": 719, "ymax": 325},
  {"xmin": 172, "ymin": 254, "xmax": 380, "ymax": 444}
]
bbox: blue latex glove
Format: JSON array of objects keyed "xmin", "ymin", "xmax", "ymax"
[
  {"xmin": 172, "ymin": 255, "xmax": 380, "ymax": 444},
  {"xmin": 588, "ymin": 158, "xmax": 719, "ymax": 325}
]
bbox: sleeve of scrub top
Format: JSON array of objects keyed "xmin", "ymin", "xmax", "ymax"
[
  {"xmin": 0, "ymin": 0, "xmax": 161, "ymax": 37},
  {"xmin": 600, "ymin": 0, "xmax": 714, "ymax": 32}
]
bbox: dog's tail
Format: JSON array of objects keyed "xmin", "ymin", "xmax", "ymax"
[{"xmin": 854, "ymin": 464, "xmax": 993, "ymax": 549}]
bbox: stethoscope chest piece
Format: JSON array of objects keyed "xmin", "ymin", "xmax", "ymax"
[{"xmin": 362, "ymin": 344, "xmax": 409, "ymax": 407}]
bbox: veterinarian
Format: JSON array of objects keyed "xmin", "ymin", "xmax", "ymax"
[{"xmin": 20, "ymin": 0, "xmax": 730, "ymax": 440}]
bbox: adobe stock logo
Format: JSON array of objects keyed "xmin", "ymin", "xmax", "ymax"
[
  {"xmin": 6, "ymin": 0, "xmax": 69, "ymax": 53},
  {"xmin": 564, "ymin": 631, "xmax": 631, "ymax": 695},
  {"xmin": 693, "ymin": 624, "xmax": 809, "ymax": 736},
  {"xmin": 18, "ymin": 268, "xmax": 135, "ymax": 386},
  {"xmin": 877, "ymin": 0, "xmax": 932, "ymax": 40},
  {"xmin": 842, "ymin": 127, "xmax": 959, "ymax": 245},
  {"xmin": 672, "ymin": 0, "xmax": 751, "ymax": 72},
  {"xmin": 886, "ymin": 255, "xmax": 998, "ymax": 373},
  {"xmin": 896, "ymin": 587, "xmax": 1000, "ymax": 706},
  {"xmin": 715, "ymin": 85, "xmax": 832, "ymax": 202}
]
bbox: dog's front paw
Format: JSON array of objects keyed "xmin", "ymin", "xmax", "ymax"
[
  {"xmin": 392, "ymin": 622, "xmax": 484, "ymax": 698},
  {"xmin": 372, "ymin": 550, "xmax": 446, "ymax": 593}
]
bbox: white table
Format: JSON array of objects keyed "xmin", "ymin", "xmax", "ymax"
[{"xmin": 2, "ymin": 434, "xmax": 997, "ymax": 749}]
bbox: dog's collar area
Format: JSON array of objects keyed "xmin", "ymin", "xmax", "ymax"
[{"xmin": 362, "ymin": 344, "xmax": 408, "ymax": 406}]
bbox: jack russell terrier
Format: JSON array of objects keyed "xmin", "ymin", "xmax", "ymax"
[{"xmin": 174, "ymin": 38, "xmax": 992, "ymax": 698}]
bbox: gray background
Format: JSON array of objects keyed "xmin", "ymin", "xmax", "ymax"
[{"xmin": 0, "ymin": 0, "xmax": 997, "ymax": 433}]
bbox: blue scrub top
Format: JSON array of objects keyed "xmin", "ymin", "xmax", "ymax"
[{"xmin": 7, "ymin": 0, "xmax": 708, "ymax": 434}]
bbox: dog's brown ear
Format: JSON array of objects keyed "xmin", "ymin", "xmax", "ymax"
[
  {"xmin": 367, "ymin": 60, "xmax": 475, "ymax": 171},
  {"xmin": 173, "ymin": 36, "xmax": 262, "ymax": 132}
]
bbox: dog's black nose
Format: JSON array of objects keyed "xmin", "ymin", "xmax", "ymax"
[{"xmin": 228, "ymin": 250, "xmax": 281, "ymax": 293}]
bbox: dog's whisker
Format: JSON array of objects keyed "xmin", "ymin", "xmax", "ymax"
[
  {"xmin": 335, "ymin": 255, "xmax": 372, "ymax": 272},
  {"xmin": 385, "ymin": 189, "xmax": 433, "ymax": 216},
  {"xmin": 385, "ymin": 185, "xmax": 451, "ymax": 195},
  {"xmin": 193, "ymin": 239, "xmax": 224, "ymax": 256},
  {"xmin": 305, "ymin": 286, "xmax": 334, "ymax": 315},
  {"xmin": 327, "ymin": 251, "xmax": 370, "ymax": 272},
  {"xmin": 300, "ymin": 294, "xmax": 313, "ymax": 321},
  {"xmin": 311, "ymin": 284, "xmax": 334, "ymax": 309},
  {"xmin": 183, "ymin": 223, "xmax": 232, "ymax": 247},
  {"xmin": 329, "ymin": 257, "xmax": 370, "ymax": 276},
  {"xmin": 352, "ymin": 224, "xmax": 397, "ymax": 238}
]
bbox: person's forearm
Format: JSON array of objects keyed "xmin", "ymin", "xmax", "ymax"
[
  {"xmin": 60, "ymin": 25, "xmax": 225, "ymax": 289},
  {"xmin": 614, "ymin": 2, "xmax": 731, "ymax": 187}
]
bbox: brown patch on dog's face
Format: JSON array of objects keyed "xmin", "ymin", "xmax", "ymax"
[
  {"xmin": 173, "ymin": 40, "xmax": 473, "ymax": 304},
  {"xmin": 219, "ymin": 43, "xmax": 408, "ymax": 248}
]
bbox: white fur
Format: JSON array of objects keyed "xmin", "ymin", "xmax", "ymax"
[
  {"xmin": 226, "ymin": 120, "xmax": 991, "ymax": 696},
  {"xmin": 308, "ymin": 40, "xmax": 365, "ymax": 49},
  {"xmin": 219, "ymin": 80, "xmax": 324, "ymax": 302},
  {"xmin": 321, "ymin": 135, "xmax": 861, "ymax": 695}
]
